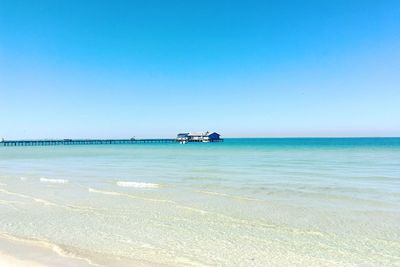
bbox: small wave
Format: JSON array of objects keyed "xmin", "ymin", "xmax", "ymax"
[
  {"xmin": 196, "ymin": 190, "xmax": 262, "ymax": 202},
  {"xmin": 0, "ymin": 199, "xmax": 24, "ymax": 211},
  {"xmin": 0, "ymin": 232, "xmax": 100, "ymax": 266},
  {"xmin": 196, "ymin": 190, "xmax": 230, "ymax": 197},
  {"xmin": 0, "ymin": 182, "xmax": 6, "ymax": 186},
  {"xmin": 116, "ymin": 181, "xmax": 159, "ymax": 188},
  {"xmin": 0, "ymin": 189, "xmax": 104, "ymax": 216},
  {"xmin": 40, "ymin": 178, "xmax": 68, "ymax": 184},
  {"xmin": 89, "ymin": 187, "xmax": 120, "ymax": 196},
  {"xmin": 0, "ymin": 199, "xmax": 26, "ymax": 205},
  {"xmin": 89, "ymin": 187, "xmax": 211, "ymax": 214},
  {"xmin": 51, "ymin": 244, "xmax": 100, "ymax": 266},
  {"xmin": 0, "ymin": 188, "xmax": 57, "ymax": 207},
  {"xmin": 20, "ymin": 177, "xmax": 27, "ymax": 181},
  {"xmin": 88, "ymin": 187, "xmax": 172, "ymax": 203},
  {"xmin": 88, "ymin": 190, "xmax": 325, "ymax": 237}
]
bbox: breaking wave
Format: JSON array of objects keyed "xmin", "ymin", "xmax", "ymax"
[
  {"xmin": 40, "ymin": 178, "xmax": 69, "ymax": 184},
  {"xmin": 116, "ymin": 181, "xmax": 159, "ymax": 188}
]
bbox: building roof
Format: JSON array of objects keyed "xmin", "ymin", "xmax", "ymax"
[
  {"xmin": 186, "ymin": 132, "xmax": 220, "ymax": 137},
  {"xmin": 188, "ymin": 132, "xmax": 206, "ymax": 137}
]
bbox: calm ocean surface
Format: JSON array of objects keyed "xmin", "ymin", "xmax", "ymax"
[{"xmin": 0, "ymin": 138, "xmax": 399, "ymax": 266}]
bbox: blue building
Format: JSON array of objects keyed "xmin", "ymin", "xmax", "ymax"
[{"xmin": 176, "ymin": 132, "xmax": 222, "ymax": 143}]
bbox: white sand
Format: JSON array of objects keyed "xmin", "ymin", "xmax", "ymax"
[
  {"xmin": 0, "ymin": 234, "xmax": 166, "ymax": 267},
  {"xmin": 0, "ymin": 252, "xmax": 45, "ymax": 267},
  {"xmin": 0, "ymin": 236, "xmax": 93, "ymax": 267}
]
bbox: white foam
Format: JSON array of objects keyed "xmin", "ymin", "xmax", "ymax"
[
  {"xmin": 0, "ymin": 189, "xmax": 57, "ymax": 207},
  {"xmin": 88, "ymin": 187, "xmax": 120, "ymax": 196},
  {"xmin": 196, "ymin": 190, "xmax": 262, "ymax": 202},
  {"xmin": 51, "ymin": 244, "xmax": 100, "ymax": 266},
  {"xmin": 116, "ymin": 181, "xmax": 159, "ymax": 188},
  {"xmin": 88, "ymin": 187, "xmax": 172, "ymax": 203},
  {"xmin": 40, "ymin": 178, "xmax": 68, "ymax": 184}
]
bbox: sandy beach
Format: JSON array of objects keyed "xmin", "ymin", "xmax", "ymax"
[
  {"xmin": 0, "ymin": 233, "xmax": 170, "ymax": 267},
  {"xmin": 0, "ymin": 235, "xmax": 93, "ymax": 267},
  {"xmin": 0, "ymin": 252, "xmax": 46, "ymax": 267}
]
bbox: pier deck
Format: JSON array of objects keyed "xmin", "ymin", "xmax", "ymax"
[{"xmin": 0, "ymin": 139, "xmax": 177, "ymax": 147}]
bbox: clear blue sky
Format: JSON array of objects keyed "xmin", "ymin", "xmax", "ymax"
[{"xmin": 0, "ymin": 0, "xmax": 399, "ymax": 138}]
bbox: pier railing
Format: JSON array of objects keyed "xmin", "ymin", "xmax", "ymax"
[{"xmin": 0, "ymin": 139, "xmax": 178, "ymax": 147}]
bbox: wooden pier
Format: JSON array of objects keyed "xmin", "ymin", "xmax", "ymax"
[
  {"xmin": 0, "ymin": 132, "xmax": 223, "ymax": 147},
  {"xmin": 0, "ymin": 138, "xmax": 177, "ymax": 147}
]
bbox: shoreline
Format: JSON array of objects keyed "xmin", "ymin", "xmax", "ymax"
[
  {"xmin": 0, "ymin": 234, "xmax": 93, "ymax": 267},
  {"xmin": 0, "ymin": 233, "xmax": 169, "ymax": 267}
]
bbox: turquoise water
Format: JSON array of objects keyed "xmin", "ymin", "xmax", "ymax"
[{"xmin": 0, "ymin": 138, "xmax": 399, "ymax": 266}]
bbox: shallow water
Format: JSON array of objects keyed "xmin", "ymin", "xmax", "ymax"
[{"xmin": 0, "ymin": 138, "xmax": 399, "ymax": 266}]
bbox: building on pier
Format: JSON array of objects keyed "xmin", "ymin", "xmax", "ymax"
[{"xmin": 176, "ymin": 131, "xmax": 222, "ymax": 143}]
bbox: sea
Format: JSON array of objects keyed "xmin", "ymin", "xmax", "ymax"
[{"xmin": 0, "ymin": 138, "xmax": 399, "ymax": 266}]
